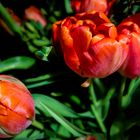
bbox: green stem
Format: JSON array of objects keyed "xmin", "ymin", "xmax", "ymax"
[
  {"xmin": 88, "ymin": 81, "xmax": 107, "ymax": 134},
  {"xmin": 118, "ymin": 78, "xmax": 127, "ymax": 110},
  {"xmin": 0, "ymin": 2, "xmax": 21, "ymax": 35},
  {"xmin": 91, "ymin": 105, "xmax": 107, "ymax": 134},
  {"xmin": 94, "ymin": 78, "xmax": 105, "ymax": 94},
  {"xmin": 88, "ymin": 83, "xmax": 97, "ymax": 106}
]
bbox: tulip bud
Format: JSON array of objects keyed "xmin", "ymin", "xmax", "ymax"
[
  {"xmin": 71, "ymin": 0, "xmax": 107, "ymax": 13},
  {"xmin": 24, "ymin": 6, "xmax": 47, "ymax": 27},
  {"xmin": 52, "ymin": 11, "xmax": 128, "ymax": 78},
  {"xmin": 117, "ymin": 14, "xmax": 140, "ymax": 78},
  {"xmin": 0, "ymin": 75, "xmax": 35, "ymax": 138},
  {"xmin": 70, "ymin": 0, "xmax": 116, "ymax": 15}
]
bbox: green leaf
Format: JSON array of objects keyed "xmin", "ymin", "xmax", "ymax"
[
  {"xmin": 33, "ymin": 94, "xmax": 91, "ymax": 137},
  {"xmin": 24, "ymin": 22, "xmax": 38, "ymax": 34},
  {"xmin": 78, "ymin": 111, "xmax": 95, "ymax": 118},
  {"xmin": 100, "ymin": 87, "xmax": 115, "ymax": 120},
  {"xmin": 122, "ymin": 78, "xmax": 140, "ymax": 109},
  {"xmin": 33, "ymin": 94, "xmax": 79, "ymax": 118},
  {"xmin": 26, "ymin": 80, "xmax": 55, "ymax": 89},
  {"xmin": 0, "ymin": 3, "xmax": 22, "ymax": 35},
  {"xmin": 110, "ymin": 119, "xmax": 124, "ymax": 140},
  {"xmin": 51, "ymin": 124, "xmax": 71, "ymax": 138},
  {"xmin": 0, "ymin": 56, "xmax": 35, "ymax": 72},
  {"xmin": 32, "ymin": 38, "xmax": 50, "ymax": 47},
  {"xmin": 39, "ymin": 101, "xmax": 90, "ymax": 137},
  {"xmin": 12, "ymin": 129, "xmax": 45, "ymax": 140},
  {"xmin": 35, "ymin": 46, "xmax": 53, "ymax": 61},
  {"xmin": 25, "ymin": 73, "xmax": 63, "ymax": 89},
  {"xmin": 64, "ymin": 0, "xmax": 73, "ymax": 14},
  {"xmin": 32, "ymin": 120, "xmax": 44, "ymax": 130},
  {"xmin": 24, "ymin": 73, "xmax": 53, "ymax": 83}
]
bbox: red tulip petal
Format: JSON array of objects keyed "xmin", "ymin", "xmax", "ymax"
[
  {"xmin": 79, "ymin": 38, "xmax": 128, "ymax": 77},
  {"xmin": 80, "ymin": 0, "xmax": 107, "ymax": 13},
  {"xmin": 0, "ymin": 108, "xmax": 31, "ymax": 135},
  {"xmin": 97, "ymin": 23, "xmax": 117, "ymax": 39},
  {"xmin": 0, "ymin": 75, "xmax": 35, "ymax": 137},
  {"xmin": 0, "ymin": 81, "xmax": 34, "ymax": 119},
  {"xmin": 71, "ymin": 26, "xmax": 92, "ymax": 57},
  {"xmin": 119, "ymin": 32, "xmax": 140, "ymax": 78},
  {"xmin": 61, "ymin": 26, "xmax": 80, "ymax": 72}
]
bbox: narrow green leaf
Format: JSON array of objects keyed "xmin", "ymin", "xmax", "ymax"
[
  {"xmin": 122, "ymin": 78, "xmax": 140, "ymax": 109},
  {"xmin": 78, "ymin": 111, "xmax": 95, "ymax": 118},
  {"xmin": 0, "ymin": 3, "xmax": 22, "ymax": 35},
  {"xmin": 24, "ymin": 73, "xmax": 52, "ymax": 83},
  {"xmin": 39, "ymin": 102, "xmax": 90, "ymax": 136},
  {"xmin": 27, "ymin": 80, "xmax": 55, "ymax": 89},
  {"xmin": 12, "ymin": 129, "xmax": 45, "ymax": 140},
  {"xmin": 33, "ymin": 94, "xmax": 79, "ymax": 118},
  {"xmin": 0, "ymin": 56, "xmax": 35, "ymax": 72},
  {"xmin": 57, "ymin": 125, "xmax": 71, "ymax": 138},
  {"xmin": 32, "ymin": 39, "xmax": 50, "ymax": 47},
  {"xmin": 32, "ymin": 120, "xmax": 44, "ymax": 130},
  {"xmin": 100, "ymin": 87, "xmax": 115, "ymax": 120},
  {"xmin": 25, "ymin": 22, "xmax": 38, "ymax": 34},
  {"xmin": 35, "ymin": 46, "xmax": 53, "ymax": 61},
  {"xmin": 64, "ymin": 0, "xmax": 73, "ymax": 14}
]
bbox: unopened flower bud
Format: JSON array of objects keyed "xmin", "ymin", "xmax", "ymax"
[{"xmin": 0, "ymin": 75, "xmax": 35, "ymax": 138}]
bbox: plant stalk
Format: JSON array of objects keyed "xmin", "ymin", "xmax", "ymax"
[
  {"xmin": 88, "ymin": 81, "xmax": 107, "ymax": 134},
  {"xmin": 118, "ymin": 78, "xmax": 126, "ymax": 110}
]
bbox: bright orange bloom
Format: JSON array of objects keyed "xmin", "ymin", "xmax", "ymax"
[
  {"xmin": 0, "ymin": 75, "xmax": 35, "ymax": 138},
  {"xmin": 71, "ymin": 0, "xmax": 116, "ymax": 15},
  {"xmin": 117, "ymin": 14, "xmax": 140, "ymax": 78},
  {"xmin": 52, "ymin": 11, "xmax": 128, "ymax": 78},
  {"xmin": 24, "ymin": 6, "xmax": 47, "ymax": 27}
]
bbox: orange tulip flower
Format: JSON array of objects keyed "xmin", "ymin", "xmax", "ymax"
[
  {"xmin": 117, "ymin": 14, "xmax": 140, "ymax": 78},
  {"xmin": 0, "ymin": 75, "xmax": 35, "ymax": 138},
  {"xmin": 52, "ymin": 11, "xmax": 128, "ymax": 78}
]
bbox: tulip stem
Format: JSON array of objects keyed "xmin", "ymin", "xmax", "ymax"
[
  {"xmin": 118, "ymin": 77, "xmax": 127, "ymax": 110},
  {"xmin": 88, "ymin": 81, "xmax": 107, "ymax": 134},
  {"xmin": 90, "ymin": 105, "xmax": 107, "ymax": 134}
]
